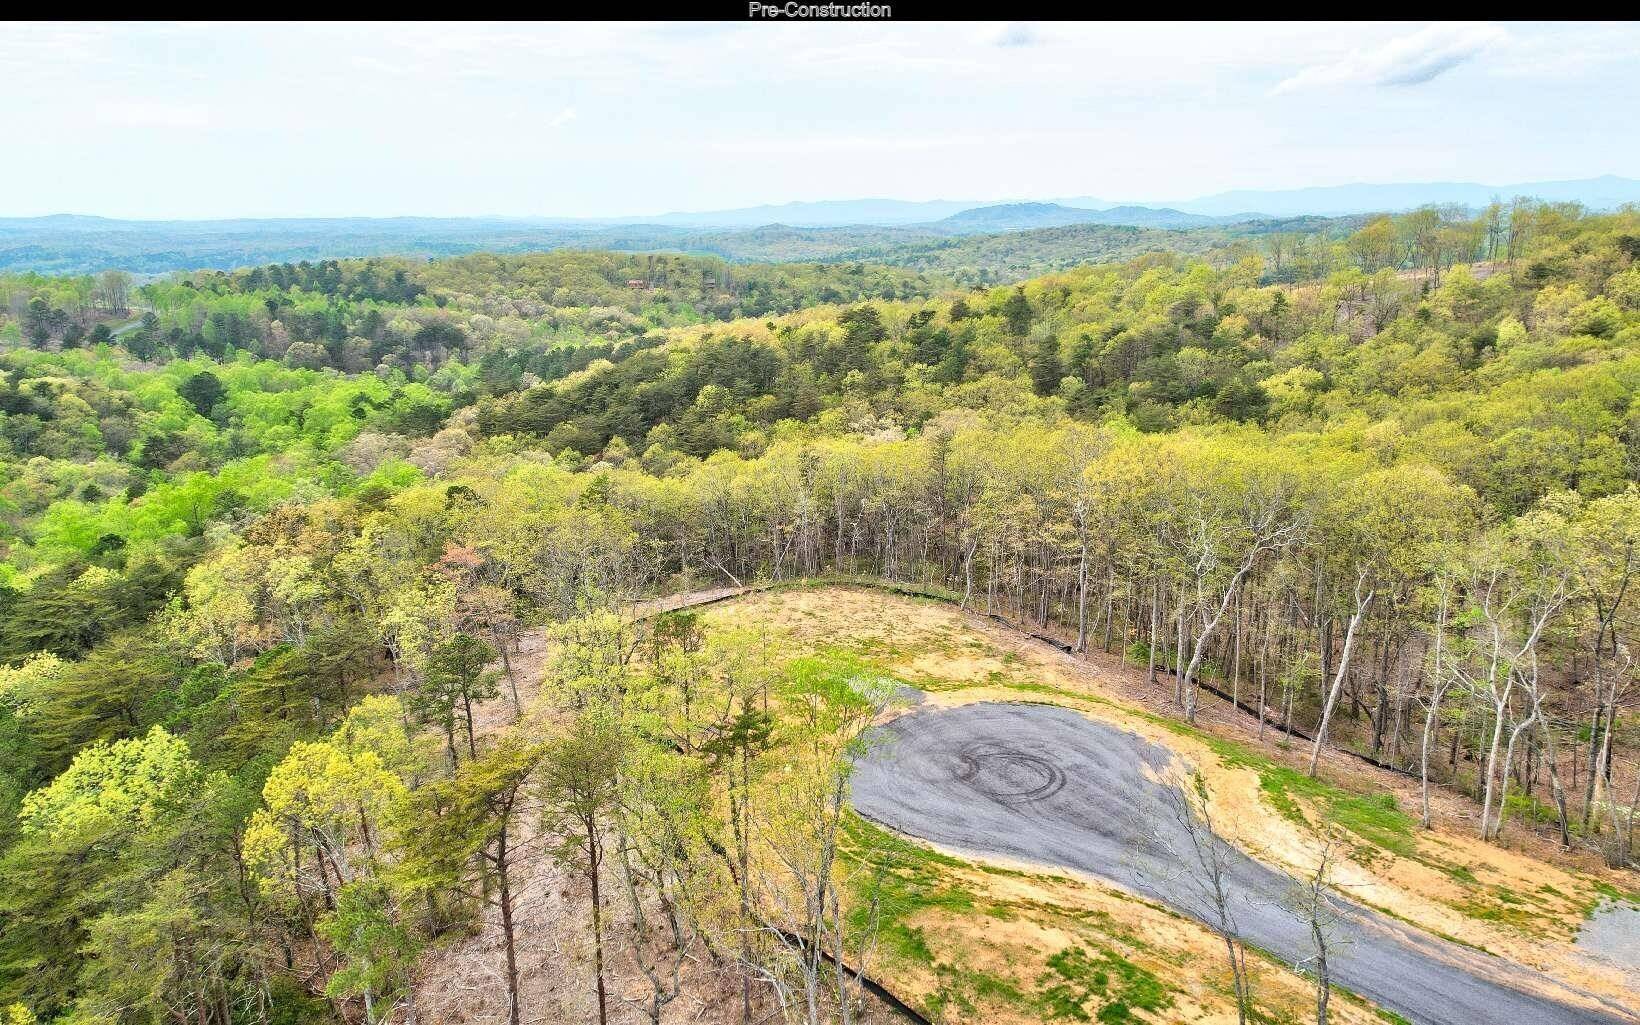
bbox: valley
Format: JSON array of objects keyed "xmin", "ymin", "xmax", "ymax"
[{"xmin": 3, "ymin": 158, "xmax": 1639, "ymax": 1025}]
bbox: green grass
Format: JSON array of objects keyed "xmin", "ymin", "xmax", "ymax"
[
  {"xmin": 1443, "ymin": 863, "xmax": 1479, "ymax": 885},
  {"xmin": 1502, "ymin": 791, "xmax": 1582, "ymax": 833},
  {"xmin": 1590, "ymin": 879, "xmax": 1640, "ymax": 904},
  {"xmin": 1582, "ymin": 879, "xmax": 1640, "ymax": 922},
  {"xmin": 842, "ymin": 813, "xmax": 978, "ymax": 963},
  {"xmin": 842, "ymin": 812, "xmax": 1180, "ymax": 1022},
  {"xmin": 1452, "ymin": 893, "xmax": 1544, "ymax": 929},
  {"xmin": 1128, "ymin": 697, "xmax": 1424, "ymax": 861},
  {"xmin": 1038, "ymin": 945, "xmax": 1173, "ymax": 1023}
]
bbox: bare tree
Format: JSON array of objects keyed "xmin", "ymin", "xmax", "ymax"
[
  {"xmin": 96, "ymin": 269, "xmax": 132, "ymax": 313},
  {"xmin": 1459, "ymin": 546, "xmax": 1570, "ymax": 841},
  {"xmin": 1520, "ymin": 658, "xmax": 1578, "ymax": 849},
  {"xmin": 398, "ymin": 736, "xmax": 543, "ymax": 1025},
  {"xmin": 1611, "ymin": 758, "xmax": 1640, "ymax": 870},
  {"xmin": 1418, "ymin": 577, "xmax": 1457, "ymax": 828},
  {"xmin": 1287, "ymin": 837, "xmax": 1347, "ymax": 1025},
  {"xmin": 1179, "ymin": 511, "xmax": 1301, "ymax": 724},
  {"xmin": 1163, "ymin": 453, "xmax": 1304, "ymax": 724},
  {"xmin": 1309, "ymin": 570, "xmax": 1374, "ymax": 777},
  {"xmin": 751, "ymin": 668, "xmax": 897, "ymax": 1025},
  {"xmin": 541, "ymin": 709, "xmax": 628, "ymax": 1025},
  {"xmin": 614, "ymin": 744, "xmax": 709, "ymax": 1025},
  {"xmin": 1144, "ymin": 767, "xmax": 1254, "ymax": 1024}
]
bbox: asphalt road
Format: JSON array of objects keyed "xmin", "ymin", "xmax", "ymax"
[{"xmin": 852, "ymin": 701, "xmax": 1636, "ymax": 1025}]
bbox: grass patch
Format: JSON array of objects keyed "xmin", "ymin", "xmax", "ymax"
[
  {"xmin": 1447, "ymin": 882, "xmax": 1579, "ymax": 937},
  {"xmin": 966, "ymin": 968, "xmax": 1029, "ymax": 1006},
  {"xmin": 1038, "ymin": 945, "xmax": 1173, "ymax": 1023},
  {"xmin": 841, "ymin": 813, "xmax": 980, "ymax": 963},
  {"xmin": 1443, "ymin": 863, "xmax": 1479, "ymax": 885},
  {"xmin": 1579, "ymin": 879, "xmax": 1640, "ymax": 921},
  {"xmin": 1590, "ymin": 879, "xmax": 1640, "ymax": 905},
  {"xmin": 1452, "ymin": 896, "xmax": 1542, "ymax": 930},
  {"xmin": 843, "ymin": 813, "xmax": 1180, "ymax": 1023},
  {"xmin": 1146, "ymin": 709, "xmax": 1423, "ymax": 861}
]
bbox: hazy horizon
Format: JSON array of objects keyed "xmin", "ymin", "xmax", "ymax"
[
  {"xmin": 5, "ymin": 20, "xmax": 1637, "ymax": 220},
  {"xmin": 9, "ymin": 173, "xmax": 1639, "ymax": 226},
  {"xmin": 12, "ymin": 172, "xmax": 1640, "ymax": 226}
]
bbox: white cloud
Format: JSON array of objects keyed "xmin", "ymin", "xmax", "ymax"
[
  {"xmin": 1274, "ymin": 22, "xmax": 1507, "ymax": 94},
  {"xmin": 705, "ymin": 128, "xmax": 1095, "ymax": 158},
  {"xmin": 4, "ymin": 21, "xmax": 1634, "ymax": 218},
  {"xmin": 350, "ymin": 55, "xmax": 411, "ymax": 76},
  {"xmin": 994, "ymin": 23, "xmax": 1039, "ymax": 48},
  {"xmin": 1484, "ymin": 23, "xmax": 1640, "ymax": 79},
  {"xmin": 95, "ymin": 100, "xmax": 210, "ymax": 129}
]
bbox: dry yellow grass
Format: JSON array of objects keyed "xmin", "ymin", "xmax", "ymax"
[{"xmin": 705, "ymin": 584, "xmax": 1640, "ymax": 1019}]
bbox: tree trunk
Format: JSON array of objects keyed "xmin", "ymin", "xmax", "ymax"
[
  {"xmin": 498, "ymin": 638, "xmax": 521, "ymax": 717},
  {"xmin": 496, "ymin": 827, "xmax": 522, "ymax": 1025},
  {"xmin": 587, "ymin": 814, "xmax": 608, "ymax": 1025},
  {"xmin": 1420, "ymin": 589, "xmax": 1447, "ymax": 829},
  {"xmin": 1309, "ymin": 585, "xmax": 1373, "ymax": 778},
  {"xmin": 1491, "ymin": 705, "xmax": 1539, "ymax": 840},
  {"xmin": 1311, "ymin": 920, "xmax": 1330, "ymax": 1025},
  {"xmin": 1075, "ymin": 539, "xmax": 1089, "ymax": 653},
  {"xmin": 1147, "ymin": 581, "xmax": 1160, "ymax": 685}
]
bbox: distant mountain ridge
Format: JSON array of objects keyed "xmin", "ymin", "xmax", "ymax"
[
  {"xmin": 4, "ymin": 175, "xmax": 1633, "ymax": 275},
  {"xmin": 1151, "ymin": 175, "xmax": 1640, "ymax": 218},
  {"xmin": 627, "ymin": 198, "xmax": 982, "ymax": 228},
  {"xmin": 936, "ymin": 202, "xmax": 1254, "ymax": 232},
  {"xmin": 0, "ymin": 210, "xmax": 1358, "ymax": 277},
  {"xmin": 623, "ymin": 176, "xmax": 1637, "ymax": 228}
]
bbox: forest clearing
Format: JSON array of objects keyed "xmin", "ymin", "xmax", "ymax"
[
  {"xmin": 388, "ymin": 582, "xmax": 1640, "ymax": 1025},
  {"xmin": 710, "ymin": 585, "xmax": 1639, "ymax": 1023},
  {"xmin": 5, "ymin": 90, "xmax": 1640, "ymax": 1025}
]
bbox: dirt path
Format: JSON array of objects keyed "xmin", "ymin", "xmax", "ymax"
[{"xmin": 853, "ymin": 701, "xmax": 1637, "ymax": 1025}]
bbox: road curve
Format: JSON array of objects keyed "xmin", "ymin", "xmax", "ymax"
[{"xmin": 852, "ymin": 701, "xmax": 1636, "ymax": 1025}]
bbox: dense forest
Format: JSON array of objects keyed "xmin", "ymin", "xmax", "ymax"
[
  {"xmin": 0, "ymin": 211, "xmax": 1354, "ymax": 283},
  {"xmin": 1, "ymin": 199, "xmax": 1638, "ymax": 1025}
]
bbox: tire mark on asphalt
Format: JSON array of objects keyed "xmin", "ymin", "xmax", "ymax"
[{"xmin": 852, "ymin": 701, "xmax": 1636, "ymax": 1025}]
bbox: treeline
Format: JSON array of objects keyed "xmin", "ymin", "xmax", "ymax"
[
  {"xmin": 0, "ymin": 201, "xmax": 1638, "ymax": 1025},
  {"xmin": 841, "ymin": 216, "xmax": 1353, "ymax": 286},
  {"xmin": 2, "ymin": 270, "xmax": 134, "ymax": 348},
  {"xmin": 480, "ymin": 207, "xmax": 1640, "ymax": 518},
  {"xmin": 165, "ymin": 414, "xmax": 1640, "ymax": 859},
  {"xmin": 819, "ymin": 222, "xmax": 1227, "ymax": 285},
  {"xmin": 2, "ymin": 252, "xmax": 932, "ymax": 380},
  {"xmin": 0, "ymin": 459, "xmax": 892, "ymax": 1025}
]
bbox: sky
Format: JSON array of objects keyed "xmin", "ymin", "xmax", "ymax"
[{"xmin": 3, "ymin": 20, "xmax": 1637, "ymax": 220}]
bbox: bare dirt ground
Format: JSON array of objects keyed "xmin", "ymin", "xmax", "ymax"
[
  {"xmin": 702, "ymin": 585, "xmax": 1640, "ymax": 1019},
  {"xmin": 414, "ymin": 585, "xmax": 796, "ymax": 1025},
  {"xmin": 409, "ymin": 582, "xmax": 1638, "ymax": 1025},
  {"xmin": 854, "ymin": 700, "xmax": 1632, "ymax": 1025}
]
